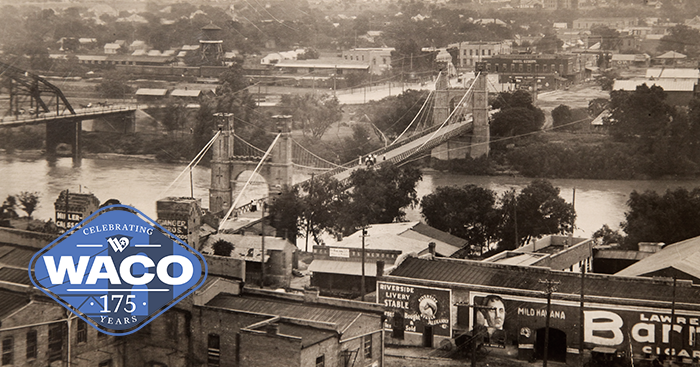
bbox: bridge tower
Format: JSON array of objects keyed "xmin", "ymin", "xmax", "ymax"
[
  {"xmin": 209, "ymin": 113, "xmax": 235, "ymax": 214},
  {"xmin": 208, "ymin": 114, "xmax": 294, "ymax": 215},
  {"xmin": 471, "ymin": 68, "xmax": 490, "ymax": 158},
  {"xmin": 431, "ymin": 71, "xmax": 489, "ymax": 159}
]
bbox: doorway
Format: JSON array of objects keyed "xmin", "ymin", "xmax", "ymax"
[
  {"xmin": 422, "ymin": 326, "xmax": 433, "ymax": 348},
  {"xmin": 535, "ymin": 328, "xmax": 567, "ymax": 362}
]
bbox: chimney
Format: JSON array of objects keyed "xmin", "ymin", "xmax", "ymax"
[
  {"xmin": 266, "ymin": 323, "xmax": 279, "ymax": 336},
  {"xmin": 376, "ymin": 260, "xmax": 385, "ymax": 278},
  {"xmin": 428, "ymin": 242, "xmax": 436, "ymax": 257}
]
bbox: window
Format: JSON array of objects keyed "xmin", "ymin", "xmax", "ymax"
[
  {"xmin": 527, "ymin": 64, "xmax": 532, "ymax": 72},
  {"xmin": 363, "ymin": 334, "xmax": 372, "ymax": 359},
  {"xmin": 48, "ymin": 324, "xmax": 65, "ymax": 362},
  {"xmin": 77, "ymin": 319, "xmax": 88, "ymax": 344},
  {"xmin": 166, "ymin": 314, "xmax": 178, "ymax": 340},
  {"xmin": 26, "ymin": 330, "xmax": 37, "ymax": 360},
  {"xmin": 207, "ymin": 334, "xmax": 220, "ymax": 367},
  {"xmin": 482, "ymin": 49, "xmax": 485, "ymax": 56},
  {"xmin": 316, "ymin": 355, "xmax": 325, "ymax": 367},
  {"xmin": 2, "ymin": 337, "xmax": 12, "ymax": 366},
  {"xmin": 470, "ymin": 49, "xmax": 473, "ymax": 56},
  {"xmin": 382, "ymin": 58, "xmax": 386, "ymax": 64},
  {"xmin": 488, "ymin": 50, "xmax": 492, "ymax": 55},
  {"xmin": 543, "ymin": 64, "xmax": 548, "ymax": 72},
  {"xmin": 463, "ymin": 49, "xmax": 467, "ymax": 56}
]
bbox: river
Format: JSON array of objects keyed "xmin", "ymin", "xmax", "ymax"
[{"xmin": 3, "ymin": 154, "xmax": 700, "ymax": 239}]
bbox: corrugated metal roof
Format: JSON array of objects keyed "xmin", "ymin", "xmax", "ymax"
[
  {"xmin": 0, "ymin": 247, "xmax": 36, "ymax": 269},
  {"xmin": 206, "ymin": 293, "xmax": 367, "ymax": 332},
  {"xmin": 0, "ymin": 267, "xmax": 32, "ymax": 285},
  {"xmin": 0, "ymin": 289, "xmax": 30, "ymax": 320},
  {"xmin": 389, "ymin": 256, "xmax": 700, "ymax": 304},
  {"xmin": 308, "ymin": 259, "xmax": 378, "ymax": 276},
  {"xmin": 613, "ymin": 79, "xmax": 696, "ymax": 92},
  {"xmin": 410, "ymin": 222, "xmax": 468, "ymax": 248}
]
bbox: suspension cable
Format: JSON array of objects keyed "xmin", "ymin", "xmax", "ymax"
[
  {"xmin": 416, "ymin": 73, "xmax": 479, "ymax": 152},
  {"xmin": 390, "ymin": 90, "xmax": 434, "ymax": 145},
  {"xmin": 233, "ymin": 133, "xmax": 267, "ymax": 155},
  {"xmin": 158, "ymin": 131, "xmax": 220, "ymax": 198},
  {"xmin": 218, "ymin": 134, "xmax": 281, "ymax": 231},
  {"xmin": 291, "ymin": 139, "xmax": 343, "ymax": 168}
]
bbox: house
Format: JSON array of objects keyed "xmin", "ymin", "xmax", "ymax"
[
  {"xmin": 135, "ymin": 88, "xmax": 168, "ymax": 103},
  {"xmin": 261, "ymin": 51, "xmax": 299, "ymax": 65},
  {"xmin": 654, "ymin": 51, "xmax": 687, "ymax": 66},
  {"xmin": 104, "ymin": 42, "xmax": 122, "ymax": 54}
]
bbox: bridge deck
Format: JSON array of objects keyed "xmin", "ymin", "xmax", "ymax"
[{"xmin": 0, "ymin": 105, "xmax": 138, "ymax": 127}]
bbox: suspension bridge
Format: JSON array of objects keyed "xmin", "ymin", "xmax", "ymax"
[{"xmin": 202, "ymin": 70, "xmax": 491, "ymax": 229}]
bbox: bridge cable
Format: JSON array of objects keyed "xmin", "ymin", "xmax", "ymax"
[
  {"xmin": 291, "ymin": 139, "xmax": 343, "ymax": 168},
  {"xmin": 390, "ymin": 90, "xmax": 434, "ymax": 145},
  {"xmin": 416, "ymin": 73, "xmax": 479, "ymax": 152},
  {"xmin": 233, "ymin": 133, "xmax": 267, "ymax": 156},
  {"xmin": 157, "ymin": 131, "xmax": 220, "ymax": 198},
  {"xmin": 218, "ymin": 133, "xmax": 281, "ymax": 231}
]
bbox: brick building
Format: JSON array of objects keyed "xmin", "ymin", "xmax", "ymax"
[
  {"xmin": 477, "ymin": 54, "xmax": 587, "ymax": 89},
  {"xmin": 340, "ymin": 47, "xmax": 394, "ymax": 75},
  {"xmin": 53, "ymin": 191, "xmax": 100, "ymax": 234},
  {"xmin": 380, "ymin": 255, "xmax": 700, "ymax": 365},
  {"xmin": 448, "ymin": 41, "xmax": 512, "ymax": 69}
]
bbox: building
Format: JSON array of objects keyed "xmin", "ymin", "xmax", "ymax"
[
  {"xmin": 135, "ymin": 88, "xmax": 168, "ymax": 103},
  {"xmin": 612, "ymin": 79, "xmax": 697, "ymax": 106},
  {"xmin": 610, "ymin": 53, "xmax": 650, "ymax": 68},
  {"xmin": 308, "ymin": 222, "xmax": 464, "ymax": 298},
  {"xmin": 380, "ymin": 255, "xmax": 700, "ymax": 365},
  {"xmin": 449, "ymin": 41, "xmax": 512, "ymax": 69},
  {"xmin": 646, "ymin": 68, "xmax": 700, "ymax": 80},
  {"xmin": 271, "ymin": 59, "xmax": 369, "ymax": 88},
  {"xmin": 484, "ymin": 235, "xmax": 593, "ymax": 272},
  {"xmin": 156, "ymin": 197, "xmax": 203, "ymax": 248},
  {"xmin": 340, "ymin": 48, "xmax": 394, "ymax": 75},
  {"xmin": 195, "ymin": 287, "xmax": 385, "ymax": 367},
  {"xmin": 53, "ymin": 191, "xmax": 100, "ymax": 234},
  {"xmin": 616, "ymin": 236, "xmax": 700, "ymax": 283},
  {"xmin": 202, "ymin": 233, "xmax": 297, "ymax": 288},
  {"xmin": 478, "ymin": 54, "xmax": 587, "ymax": 89},
  {"xmin": 573, "ymin": 18, "xmax": 638, "ymax": 30},
  {"xmin": 592, "ymin": 242, "xmax": 661, "ymax": 274},
  {"xmin": 543, "ymin": 0, "xmax": 577, "ymax": 10}
]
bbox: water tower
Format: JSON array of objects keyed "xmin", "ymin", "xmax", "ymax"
[{"xmin": 200, "ymin": 22, "xmax": 224, "ymax": 66}]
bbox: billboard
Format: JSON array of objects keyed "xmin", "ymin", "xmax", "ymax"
[
  {"xmin": 469, "ymin": 291, "xmax": 700, "ymax": 360},
  {"xmin": 378, "ymin": 281, "xmax": 451, "ymax": 337}
]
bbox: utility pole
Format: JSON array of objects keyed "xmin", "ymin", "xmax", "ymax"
[
  {"xmin": 360, "ymin": 225, "xmax": 369, "ymax": 302},
  {"xmin": 540, "ymin": 278, "xmax": 560, "ymax": 367},
  {"xmin": 305, "ymin": 173, "xmax": 314, "ymax": 252},
  {"xmin": 579, "ymin": 263, "xmax": 586, "ymax": 364},
  {"xmin": 260, "ymin": 202, "xmax": 266, "ymax": 288},
  {"xmin": 671, "ymin": 276, "xmax": 677, "ymax": 365}
]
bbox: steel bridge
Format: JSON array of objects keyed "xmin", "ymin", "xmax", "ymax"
[{"xmin": 0, "ymin": 60, "xmax": 137, "ymax": 157}]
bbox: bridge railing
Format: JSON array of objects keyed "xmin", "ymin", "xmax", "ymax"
[{"xmin": 0, "ymin": 104, "xmax": 137, "ymax": 125}]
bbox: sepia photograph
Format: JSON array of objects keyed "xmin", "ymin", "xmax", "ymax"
[{"xmin": 1, "ymin": 0, "xmax": 700, "ymax": 366}]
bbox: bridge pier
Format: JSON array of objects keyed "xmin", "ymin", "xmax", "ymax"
[{"xmin": 46, "ymin": 118, "xmax": 81, "ymax": 160}]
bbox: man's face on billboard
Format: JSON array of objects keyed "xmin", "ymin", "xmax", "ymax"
[{"xmin": 485, "ymin": 299, "xmax": 505, "ymax": 329}]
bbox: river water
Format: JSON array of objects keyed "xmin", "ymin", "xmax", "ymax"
[{"xmin": 3, "ymin": 154, "xmax": 700, "ymax": 239}]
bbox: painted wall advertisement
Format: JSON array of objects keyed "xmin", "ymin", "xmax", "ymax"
[
  {"xmin": 378, "ymin": 281, "xmax": 451, "ymax": 337},
  {"xmin": 470, "ymin": 292, "xmax": 700, "ymax": 360}
]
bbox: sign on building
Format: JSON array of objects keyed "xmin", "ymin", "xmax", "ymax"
[{"xmin": 378, "ymin": 281, "xmax": 451, "ymax": 337}]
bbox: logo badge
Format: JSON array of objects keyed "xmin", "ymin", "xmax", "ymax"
[{"xmin": 29, "ymin": 205, "xmax": 208, "ymax": 336}]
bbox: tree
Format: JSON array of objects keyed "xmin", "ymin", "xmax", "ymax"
[
  {"xmin": 268, "ymin": 185, "xmax": 304, "ymax": 243},
  {"xmin": 300, "ymin": 175, "xmax": 348, "ymax": 245},
  {"xmin": 1, "ymin": 195, "xmax": 18, "ymax": 219},
  {"xmin": 588, "ymin": 98, "xmax": 609, "ymax": 117},
  {"xmin": 621, "ymin": 188, "xmax": 700, "ymax": 249},
  {"xmin": 212, "ymin": 240, "xmax": 233, "ymax": 256},
  {"xmin": 534, "ymin": 33, "xmax": 563, "ymax": 54},
  {"xmin": 497, "ymin": 180, "xmax": 576, "ymax": 250},
  {"xmin": 551, "ymin": 104, "xmax": 572, "ymax": 129},
  {"xmin": 592, "ymin": 224, "xmax": 624, "ymax": 246},
  {"xmin": 17, "ymin": 191, "xmax": 40, "ymax": 218},
  {"xmin": 607, "ymin": 84, "xmax": 674, "ymax": 150},
  {"xmin": 96, "ymin": 71, "xmax": 134, "ymax": 99},
  {"xmin": 366, "ymin": 89, "xmax": 431, "ymax": 138},
  {"xmin": 590, "ymin": 25, "xmax": 621, "ymax": 51},
  {"xmin": 281, "ymin": 93, "xmax": 343, "ymax": 139},
  {"xmin": 490, "ymin": 89, "xmax": 545, "ymax": 141},
  {"xmin": 338, "ymin": 163, "xmax": 422, "ymax": 235},
  {"xmin": 421, "ymin": 185, "xmax": 500, "ymax": 256},
  {"xmin": 658, "ymin": 25, "xmax": 700, "ymax": 59}
]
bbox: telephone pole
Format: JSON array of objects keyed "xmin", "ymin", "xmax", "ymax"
[{"xmin": 360, "ymin": 226, "xmax": 368, "ymax": 302}]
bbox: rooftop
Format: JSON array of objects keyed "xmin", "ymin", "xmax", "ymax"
[
  {"xmin": 616, "ymin": 235, "xmax": 700, "ymax": 280},
  {"xmin": 387, "ymin": 256, "xmax": 700, "ymax": 306},
  {"xmin": 0, "ymin": 289, "xmax": 30, "ymax": 320},
  {"xmin": 613, "ymin": 79, "xmax": 696, "ymax": 92}
]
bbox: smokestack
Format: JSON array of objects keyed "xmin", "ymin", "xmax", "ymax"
[
  {"xmin": 376, "ymin": 260, "xmax": 385, "ymax": 278},
  {"xmin": 428, "ymin": 242, "xmax": 436, "ymax": 257}
]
